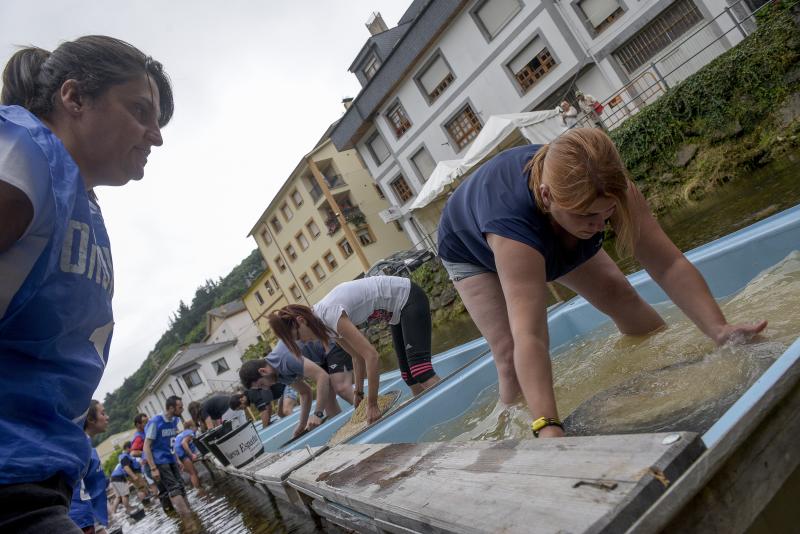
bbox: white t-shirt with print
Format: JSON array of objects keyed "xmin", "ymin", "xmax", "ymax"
[{"xmin": 314, "ymin": 276, "xmax": 411, "ymax": 333}]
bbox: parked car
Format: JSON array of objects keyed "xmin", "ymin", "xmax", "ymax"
[{"xmin": 366, "ymin": 248, "xmax": 435, "ymax": 277}]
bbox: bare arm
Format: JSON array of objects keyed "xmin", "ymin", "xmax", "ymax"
[
  {"xmin": 261, "ymin": 403, "xmax": 272, "ymax": 426},
  {"xmin": 336, "ymin": 317, "xmax": 381, "ymax": 424},
  {"xmin": 181, "ymin": 437, "xmax": 193, "ymax": 458},
  {"xmin": 350, "ymin": 352, "xmax": 366, "ymax": 405},
  {"xmin": 488, "ymin": 234, "xmax": 562, "ymax": 435},
  {"xmin": 123, "ymin": 465, "xmax": 137, "ymax": 478},
  {"xmin": 302, "ymin": 358, "xmax": 334, "ymax": 416},
  {"xmin": 292, "ymin": 379, "xmax": 313, "ymax": 436},
  {"xmin": 143, "ymin": 439, "xmax": 157, "ymax": 472},
  {"xmin": 625, "ymin": 184, "xmax": 766, "ymax": 344},
  {"xmin": 0, "ymin": 181, "xmax": 33, "ymax": 253}
]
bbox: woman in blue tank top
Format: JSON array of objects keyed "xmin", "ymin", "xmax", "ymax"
[
  {"xmin": 67, "ymin": 400, "xmax": 110, "ymax": 533},
  {"xmin": 438, "ymin": 128, "xmax": 767, "ymax": 438},
  {"xmin": 0, "ymin": 37, "xmax": 173, "ymax": 532}
]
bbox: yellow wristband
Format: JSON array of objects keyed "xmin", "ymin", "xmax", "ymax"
[{"xmin": 531, "ymin": 417, "xmax": 563, "ymax": 437}]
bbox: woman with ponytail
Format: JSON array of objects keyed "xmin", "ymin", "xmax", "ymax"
[
  {"xmin": 437, "ymin": 128, "xmax": 766, "ymax": 438},
  {"xmin": 268, "ymin": 276, "xmax": 440, "ymax": 425},
  {"xmin": 0, "ymin": 37, "xmax": 173, "ymax": 532}
]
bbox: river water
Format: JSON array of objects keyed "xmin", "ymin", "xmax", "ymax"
[{"xmin": 119, "ymin": 153, "xmax": 800, "ymax": 532}]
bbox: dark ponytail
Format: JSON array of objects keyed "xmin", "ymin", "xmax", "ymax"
[
  {"xmin": 1, "ymin": 35, "xmax": 173, "ymax": 127},
  {"xmin": 1, "ymin": 47, "xmax": 50, "ymax": 111}
]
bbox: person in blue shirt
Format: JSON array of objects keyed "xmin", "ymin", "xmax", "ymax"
[
  {"xmin": 437, "ymin": 128, "xmax": 767, "ymax": 438},
  {"xmin": 0, "ymin": 36, "xmax": 173, "ymax": 533},
  {"xmin": 143, "ymin": 395, "xmax": 190, "ymax": 515},
  {"xmin": 108, "ymin": 441, "xmax": 143, "ymax": 515},
  {"xmin": 173, "ymin": 420, "xmax": 201, "ymax": 489},
  {"xmin": 128, "ymin": 413, "xmax": 158, "ymax": 498},
  {"xmin": 68, "ymin": 400, "xmax": 110, "ymax": 534}
]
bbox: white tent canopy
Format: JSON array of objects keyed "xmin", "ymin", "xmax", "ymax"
[{"xmin": 408, "ymin": 110, "xmax": 565, "ymax": 211}]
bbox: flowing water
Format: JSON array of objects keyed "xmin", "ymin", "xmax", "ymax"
[
  {"xmin": 111, "ymin": 464, "xmax": 340, "ymax": 534},
  {"xmin": 421, "ymin": 250, "xmax": 800, "ymax": 442}
]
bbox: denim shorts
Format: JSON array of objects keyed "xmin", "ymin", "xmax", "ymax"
[{"xmin": 440, "ymin": 259, "xmax": 493, "ymax": 282}]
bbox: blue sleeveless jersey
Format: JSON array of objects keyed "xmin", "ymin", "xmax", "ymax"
[
  {"xmin": 111, "ymin": 462, "xmax": 125, "ymax": 478},
  {"xmin": 145, "ymin": 414, "xmax": 180, "ymax": 464},
  {"xmin": 0, "ymin": 106, "xmax": 114, "ymax": 487},
  {"xmin": 68, "ymin": 440, "xmax": 108, "ymax": 528},
  {"xmin": 174, "ymin": 429, "xmax": 198, "ymax": 459}
]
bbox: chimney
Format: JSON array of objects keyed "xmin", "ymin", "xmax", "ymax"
[
  {"xmin": 342, "ymin": 97, "xmax": 354, "ymax": 110},
  {"xmin": 365, "ymin": 12, "xmax": 388, "ymax": 36}
]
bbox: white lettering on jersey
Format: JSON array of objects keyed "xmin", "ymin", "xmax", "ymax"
[
  {"xmin": 59, "ymin": 219, "xmax": 114, "ymax": 295},
  {"xmin": 89, "ymin": 321, "xmax": 114, "ymax": 367}
]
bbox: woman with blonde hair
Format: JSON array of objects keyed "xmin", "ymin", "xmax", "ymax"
[{"xmin": 437, "ymin": 128, "xmax": 766, "ymax": 438}]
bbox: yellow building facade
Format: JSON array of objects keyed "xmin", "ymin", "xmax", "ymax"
[
  {"xmin": 242, "ymin": 269, "xmax": 288, "ymax": 345},
  {"xmin": 246, "ymin": 131, "xmax": 412, "ymax": 337}
]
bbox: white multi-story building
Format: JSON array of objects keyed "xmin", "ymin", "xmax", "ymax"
[
  {"xmin": 205, "ymin": 300, "xmax": 262, "ymax": 354},
  {"xmin": 330, "ymin": 0, "xmax": 755, "ymax": 244},
  {"xmin": 137, "ymin": 299, "xmax": 258, "ymax": 417},
  {"xmin": 136, "ymin": 341, "xmax": 242, "ymax": 418}
]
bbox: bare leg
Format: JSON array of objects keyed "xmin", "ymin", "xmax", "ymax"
[
  {"xmin": 182, "ymin": 458, "xmax": 201, "ymax": 489},
  {"xmin": 454, "ymin": 273, "xmax": 521, "ymax": 405},
  {"xmin": 557, "ymin": 250, "xmax": 665, "ymax": 335},
  {"xmin": 329, "ymin": 371, "xmax": 354, "ymax": 405},
  {"xmin": 418, "ymin": 375, "xmax": 440, "ymax": 391},
  {"xmin": 170, "ymin": 494, "xmax": 191, "ymax": 516}
]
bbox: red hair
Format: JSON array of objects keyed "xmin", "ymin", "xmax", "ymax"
[{"xmin": 267, "ymin": 304, "xmax": 337, "ymax": 357}]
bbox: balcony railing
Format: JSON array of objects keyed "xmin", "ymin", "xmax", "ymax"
[
  {"xmin": 308, "ymin": 183, "xmax": 323, "ymax": 202},
  {"xmin": 324, "ymin": 174, "xmax": 346, "ymax": 189}
]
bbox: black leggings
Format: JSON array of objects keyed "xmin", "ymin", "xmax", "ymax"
[{"xmin": 391, "ymin": 282, "xmax": 435, "ymax": 385}]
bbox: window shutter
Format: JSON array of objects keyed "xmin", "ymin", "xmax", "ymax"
[
  {"xmin": 580, "ymin": 0, "xmax": 621, "ymax": 28},
  {"xmin": 477, "ymin": 0, "xmax": 520, "ymax": 37},
  {"xmin": 509, "ymin": 38, "xmax": 542, "ymax": 74},
  {"xmin": 419, "ymin": 56, "xmax": 451, "ymax": 94}
]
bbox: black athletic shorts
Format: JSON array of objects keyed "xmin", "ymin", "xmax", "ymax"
[
  {"xmin": 0, "ymin": 475, "xmax": 82, "ymax": 533},
  {"xmin": 155, "ymin": 462, "xmax": 185, "ymax": 498},
  {"xmin": 323, "ymin": 344, "xmax": 353, "ymax": 374}
]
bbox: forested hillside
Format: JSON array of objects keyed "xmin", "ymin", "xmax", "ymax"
[{"xmin": 95, "ymin": 249, "xmax": 264, "ymax": 443}]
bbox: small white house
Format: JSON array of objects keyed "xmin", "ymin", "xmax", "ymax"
[
  {"xmin": 136, "ymin": 341, "xmax": 242, "ymax": 418},
  {"xmin": 205, "ymin": 300, "xmax": 261, "ymax": 354}
]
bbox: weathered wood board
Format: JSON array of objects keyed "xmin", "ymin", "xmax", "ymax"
[
  {"xmin": 250, "ymin": 446, "xmax": 325, "ymax": 507},
  {"xmin": 288, "ymin": 433, "xmax": 704, "ymax": 534}
]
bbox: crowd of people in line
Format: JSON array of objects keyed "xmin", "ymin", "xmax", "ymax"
[{"xmin": 0, "ymin": 31, "xmax": 767, "ymax": 533}]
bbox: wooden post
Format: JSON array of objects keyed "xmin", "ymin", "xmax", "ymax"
[{"xmin": 306, "ymin": 158, "xmax": 371, "ymax": 273}]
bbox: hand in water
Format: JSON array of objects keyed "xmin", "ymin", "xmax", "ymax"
[
  {"xmin": 715, "ymin": 320, "xmax": 768, "ymax": 345},
  {"xmin": 366, "ymin": 403, "xmax": 381, "ymax": 424},
  {"xmin": 306, "ymin": 413, "xmax": 322, "ymax": 430}
]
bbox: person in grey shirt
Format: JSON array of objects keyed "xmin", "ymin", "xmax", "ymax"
[{"xmin": 239, "ymin": 341, "xmax": 347, "ymax": 438}]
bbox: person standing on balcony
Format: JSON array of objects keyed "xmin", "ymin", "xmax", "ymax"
[
  {"xmin": 0, "ymin": 36, "xmax": 172, "ymax": 532},
  {"xmin": 556, "ymin": 100, "xmax": 578, "ymax": 129},
  {"xmin": 239, "ymin": 340, "xmax": 345, "ymax": 438},
  {"xmin": 268, "ymin": 276, "xmax": 440, "ymax": 425},
  {"xmin": 436, "ymin": 127, "xmax": 767, "ymax": 438},
  {"xmin": 576, "ymin": 91, "xmax": 604, "ymax": 129}
]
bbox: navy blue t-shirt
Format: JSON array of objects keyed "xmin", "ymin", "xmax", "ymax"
[{"xmin": 438, "ymin": 144, "xmax": 603, "ymax": 282}]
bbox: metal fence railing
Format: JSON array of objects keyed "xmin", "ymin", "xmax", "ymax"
[{"xmin": 574, "ymin": 0, "xmax": 774, "ymax": 131}]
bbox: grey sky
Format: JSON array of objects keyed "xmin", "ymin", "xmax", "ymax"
[{"xmin": 1, "ymin": 1, "xmax": 408, "ymax": 400}]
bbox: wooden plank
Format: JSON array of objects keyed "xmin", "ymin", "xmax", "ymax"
[
  {"xmin": 250, "ymin": 447, "xmax": 324, "ymax": 507},
  {"xmin": 311, "ymin": 500, "xmax": 384, "ymax": 534},
  {"xmin": 288, "ymin": 433, "xmax": 703, "ymax": 534},
  {"xmin": 629, "ymin": 359, "xmax": 800, "ymax": 533}
]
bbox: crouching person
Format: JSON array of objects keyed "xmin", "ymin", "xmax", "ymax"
[
  {"xmin": 143, "ymin": 396, "xmax": 190, "ymax": 515},
  {"xmin": 109, "ymin": 442, "xmax": 141, "ymax": 515},
  {"xmin": 173, "ymin": 421, "xmax": 201, "ymax": 489}
]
